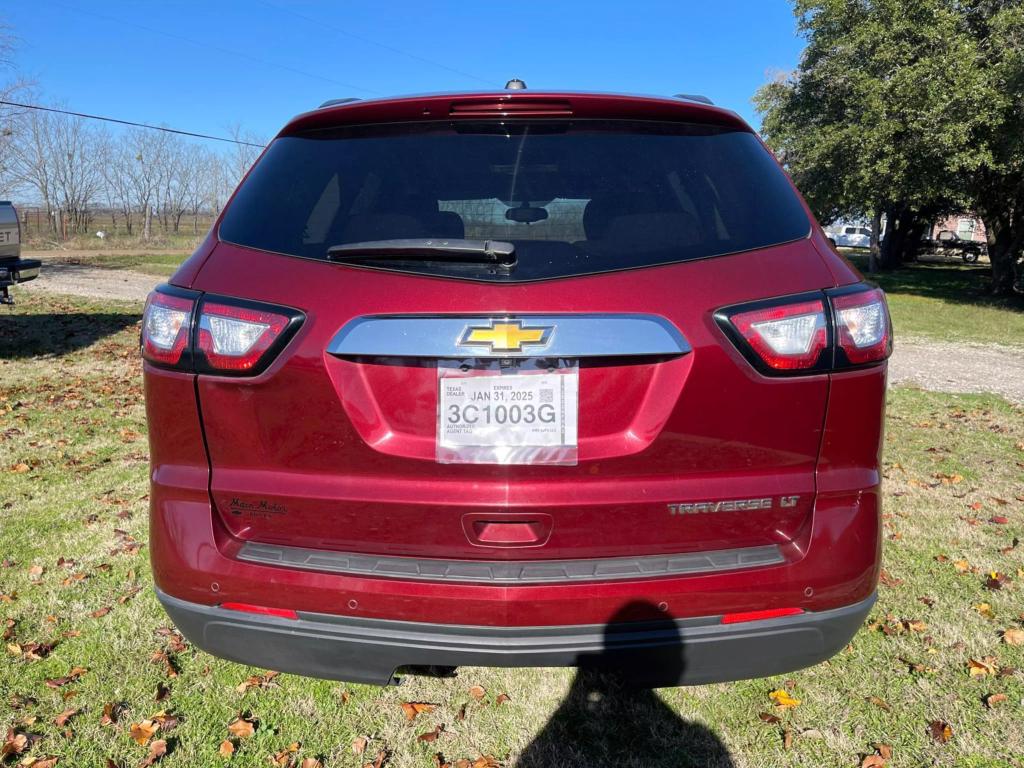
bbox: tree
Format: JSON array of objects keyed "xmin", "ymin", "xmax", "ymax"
[
  {"xmin": 755, "ymin": 0, "xmax": 998, "ymax": 273},
  {"xmin": 960, "ymin": 1, "xmax": 1024, "ymax": 295}
]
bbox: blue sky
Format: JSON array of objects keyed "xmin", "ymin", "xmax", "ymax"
[{"xmin": 5, "ymin": 1, "xmax": 804, "ymax": 143}]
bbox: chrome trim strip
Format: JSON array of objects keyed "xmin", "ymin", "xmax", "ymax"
[
  {"xmin": 327, "ymin": 314, "xmax": 690, "ymax": 358},
  {"xmin": 237, "ymin": 542, "xmax": 783, "ymax": 584}
]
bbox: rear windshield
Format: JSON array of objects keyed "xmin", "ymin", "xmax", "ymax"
[{"xmin": 219, "ymin": 120, "xmax": 810, "ymax": 282}]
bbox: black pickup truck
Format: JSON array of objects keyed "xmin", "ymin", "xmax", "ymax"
[
  {"xmin": 0, "ymin": 201, "xmax": 41, "ymax": 303},
  {"xmin": 921, "ymin": 229, "xmax": 987, "ymax": 263}
]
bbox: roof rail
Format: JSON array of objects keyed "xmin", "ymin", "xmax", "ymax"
[
  {"xmin": 319, "ymin": 97, "xmax": 361, "ymax": 109},
  {"xmin": 673, "ymin": 93, "xmax": 714, "ymax": 105}
]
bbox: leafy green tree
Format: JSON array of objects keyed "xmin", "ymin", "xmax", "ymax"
[{"xmin": 755, "ymin": 0, "xmax": 1014, "ymax": 283}]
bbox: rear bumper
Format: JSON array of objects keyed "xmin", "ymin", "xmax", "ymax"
[
  {"xmin": 0, "ymin": 258, "xmax": 41, "ymax": 286},
  {"xmin": 157, "ymin": 588, "xmax": 875, "ymax": 686}
]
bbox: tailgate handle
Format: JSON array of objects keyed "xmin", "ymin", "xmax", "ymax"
[{"xmin": 463, "ymin": 514, "xmax": 553, "ymax": 547}]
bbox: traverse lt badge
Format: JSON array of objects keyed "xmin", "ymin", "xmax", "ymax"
[{"xmin": 459, "ymin": 319, "xmax": 553, "ymax": 354}]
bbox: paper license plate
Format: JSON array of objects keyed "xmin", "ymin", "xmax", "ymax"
[{"xmin": 437, "ymin": 368, "xmax": 578, "ymax": 464}]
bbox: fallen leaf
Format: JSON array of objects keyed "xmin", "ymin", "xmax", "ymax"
[
  {"xmin": 861, "ymin": 756, "xmax": 886, "ymax": 768},
  {"xmin": 757, "ymin": 712, "xmax": 781, "ymax": 724},
  {"xmin": 975, "ymin": 603, "xmax": 996, "ymax": 619},
  {"xmin": 495, "ymin": 693, "xmax": 511, "ymax": 706},
  {"xmin": 985, "ymin": 572, "xmax": 1009, "ymax": 590},
  {"xmin": 236, "ymin": 670, "xmax": 280, "ymax": 693},
  {"xmin": 45, "ymin": 666, "xmax": 87, "ymax": 688},
  {"xmin": 768, "ymin": 689, "xmax": 800, "ymax": 708},
  {"xmin": 89, "ymin": 607, "xmax": 111, "ymax": 619},
  {"xmin": 418, "ymin": 724, "xmax": 445, "ymax": 743},
  {"xmin": 270, "ymin": 742, "xmax": 300, "ymax": 767},
  {"xmin": 21, "ymin": 757, "xmax": 59, "ymax": 768},
  {"xmin": 154, "ymin": 683, "xmax": 170, "ymax": 703},
  {"xmin": 54, "ymin": 708, "xmax": 79, "ymax": 727},
  {"xmin": 400, "ymin": 702, "xmax": 436, "ymax": 721},
  {"xmin": 100, "ymin": 702, "xmax": 125, "ymax": 726},
  {"xmin": 968, "ymin": 657, "xmax": 998, "ymax": 677},
  {"xmin": 299, "ymin": 759, "xmax": 323, "ymax": 768},
  {"xmin": 362, "ymin": 749, "xmax": 387, "ymax": 768},
  {"xmin": 226, "ymin": 715, "xmax": 256, "ymax": 739},
  {"xmin": 782, "ymin": 728, "xmax": 793, "ymax": 750},
  {"xmin": 352, "ymin": 737, "xmax": 368, "ymax": 755},
  {"xmin": 983, "ymin": 693, "xmax": 1008, "ymax": 709},
  {"xmin": 140, "ymin": 738, "xmax": 167, "ymax": 767},
  {"xmin": 1, "ymin": 729, "xmax": 29, "ymax": 758},
  {"xmin": 928, "ymin": 720, "xmax": 953, "ymax": 743},
  {"xmin": 953, "ymin": 559, "xmax": 971, "ymax": 573},
  {"xmin": 130, "ymin": 720, "xmax": 159, "ymax": 746},
  {"xmin": 468, "ymin": 685, "xmax": 486, "ymax": 701},
  {"xmin": 218, "ymin": 739, "xmax": 235, "ymax": 757},
  {"xmin": 866, "ymin": 696, "xmax": 891, "ymax": 711},
  {"xmin": 875, "ymin": 743, "xmax": 893, "ymax": 760},
  {"xmin": 1002, "ymin": 627, "xmax": 1024, "ymax": 645}
]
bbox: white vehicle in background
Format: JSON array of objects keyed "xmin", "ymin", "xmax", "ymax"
[{"xmin": 828, "ymin": 222, "xmax": 872, "ymax": 248}]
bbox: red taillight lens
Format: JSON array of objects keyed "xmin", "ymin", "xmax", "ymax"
[
  {"xmin": 141, "ymin": 285, "xmax": 303, "ymax": 376},
  {"xmin": 728, "ymin": 299, "xmax": 828, "ymax": 371},
  {"xmin": 831, "ymin": 287, "xmax": 891, "ymax": 365},
  {"xmin": 141, "ymin": 291, "xmax": 194, "ymax": 366},
  {"xmin": 197, "ymin": 302, "xmax": 291, "ymax": 372}
]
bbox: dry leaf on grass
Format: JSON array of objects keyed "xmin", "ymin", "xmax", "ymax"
[
  {"xmin": 768, "ymin": 689, "xmax": 800, "ymax": 708},
  {"xmin": 130, "ymin": 720, "xmax": 160, "ymax": 746},
  {"xmin": 400, "ymin": 702, "xmax": 436, "ymax": 721},
  {"xmin": 140, "ymin": 738, "xmax": 167, "ymax": 767},
  {"xmin": 1001, "ymin": 627, "xmax": 1024, "ymax": 645},
  {"xmin": 226, "ymin": 715, "xmax": 256, "ymax": 739},
  {"xmin": 983, "ymin": 693, "xmax": 1008, "ymax": 709},
  {"xmin": 418, "ymin": 724, "xmax": 445, "ymax": 743},
  {"xmin": 928, "ymin": 720, "xmax": 953, "ymax": 743},
  {"xmin": 218, "ymin": 739, "xmax": 236, "ymax": 757},
  {"xmin": 968, "ymin": 657, "xmax": 998, "ymax": 677},
  {"xmin": 352, "ymin": 736, "xmax": 368, "ymax": 755},
  {"xmin": 468, "ymin": 685, "xmax": 486, "ymax": 701}
]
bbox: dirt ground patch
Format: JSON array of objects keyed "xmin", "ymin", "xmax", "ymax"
[
  {"xmin": 889, "ymin": 338, "xmax": 1024, "ymax": 404},
  {"xmin": 21, "ymin": 262, "xmax": 160, "ymax": 303}
]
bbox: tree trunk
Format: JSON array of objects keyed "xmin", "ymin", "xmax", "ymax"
[
  {"xmin": 879, "ymin": 205, "xmax": 909, "ymax": 270},
  {"xmin": 983, "ymin": 213, "xmax": 1016, "ymax": 295},
  {"xmin": 143, "ymin": 204, "xmax": 152, "ymax": 241},
  {"xmin": 868, "ymin": 210, "xmax": 882, "ymax": 273}
]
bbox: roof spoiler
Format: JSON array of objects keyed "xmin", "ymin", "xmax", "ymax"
[
  {"xmin": 319, "ymin": 98, "xmax": 361, "ymax": 109},
  {"xmin": 673, "ymin": 93, "xmax": 714, "ymax": 105}
]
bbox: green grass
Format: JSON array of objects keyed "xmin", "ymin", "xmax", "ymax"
[
  {"xmin": 843, "ymin": 253, "xmax": 1024, "ymax": 347},
  {"xmin": 2, "ymin": 292, "xmax": 1024, "ymax": 767}
]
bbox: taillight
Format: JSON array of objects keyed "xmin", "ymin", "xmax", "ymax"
[
  {"xmin": 141, "ymin": 290, "xmax": 196, "ymax": 366},
  {"xmin": 728, "ymin": 299, "xmax": 828, "ymax": 371},
  {"xmin": 831, "ymin": 287, "xmax": 891, "ymax": 366},
  {"xmin": 196, "ymin": 302, "xmax": 291, "ymax": 373},
  {"xmin": 141, "ymin": 286, "xmax": 303, "ymax": 376},
  {"xmin": 716, "ymin": 284, "xmax": 891, "ymax": 375}
]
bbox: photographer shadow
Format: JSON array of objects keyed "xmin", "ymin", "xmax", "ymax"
[{"xmin": 516, "ymin": 601, "xmax": 735, "ymax": 768}]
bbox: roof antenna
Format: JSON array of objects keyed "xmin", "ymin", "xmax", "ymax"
[{"xmin": 505, "ymin": 78, "xmax": 527, "ymax": 90}]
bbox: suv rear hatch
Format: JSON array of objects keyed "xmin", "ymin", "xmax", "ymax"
[{"xmin": 187, "ymin": 96, "xmax": 833, "ymax": 567}]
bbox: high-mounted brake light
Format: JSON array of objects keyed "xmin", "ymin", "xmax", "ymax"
[
  {"xmin": 831, "ymin": 287, "xmax": 891, "ymax": 365},
  {"xmin": 141, "ymin": 286, "xmax": 304, "ymax": 376},
  {"xmin": 716, "ymin": 284, "xmax": 891, "ymax": 375},
  {"xmin": 141, "ymin": 291, "xmax": 195, "ymax": 365},
  {"xmin": 727, "ymin": 299, "xmax": 828, "ymax": 371}
]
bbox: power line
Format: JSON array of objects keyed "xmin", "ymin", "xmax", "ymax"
[
  {"xmin": 258, "ymin": 0, "xmax": 497, "ymax": 88},
  {"xmin": 50, "ymin": 1, "xmax": 380, "ymax": 96},
  {"xmin": 0, "ymin": 100, "xmax": 266, "ymax": 147}
]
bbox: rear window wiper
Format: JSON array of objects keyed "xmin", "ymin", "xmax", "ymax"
[{"xmin": 327, "ymin": 239, "xmax": 516, "ymax": 266}]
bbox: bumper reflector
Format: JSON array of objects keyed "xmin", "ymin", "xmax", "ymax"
[
  {"xmin": 720, "ymin": 607, "xmax": 804, "ymax": 624},
  {"xmin": 221, "ymin": 602, "xmax": 298, "ymax": 620}
]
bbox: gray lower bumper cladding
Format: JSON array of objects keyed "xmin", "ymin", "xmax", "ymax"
[{"xmin": 157, "ymin": 589, "xmax": 875, "ymax": 687}]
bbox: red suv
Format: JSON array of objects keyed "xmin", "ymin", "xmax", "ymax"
[{"xmin": 143, "ymin": 89, "xmax": 890, "ymax": 687}]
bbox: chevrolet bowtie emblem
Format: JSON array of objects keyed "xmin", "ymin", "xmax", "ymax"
[{"xmin": 459, "ymin": 320, "xmax": 553, "ymax": 353}]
